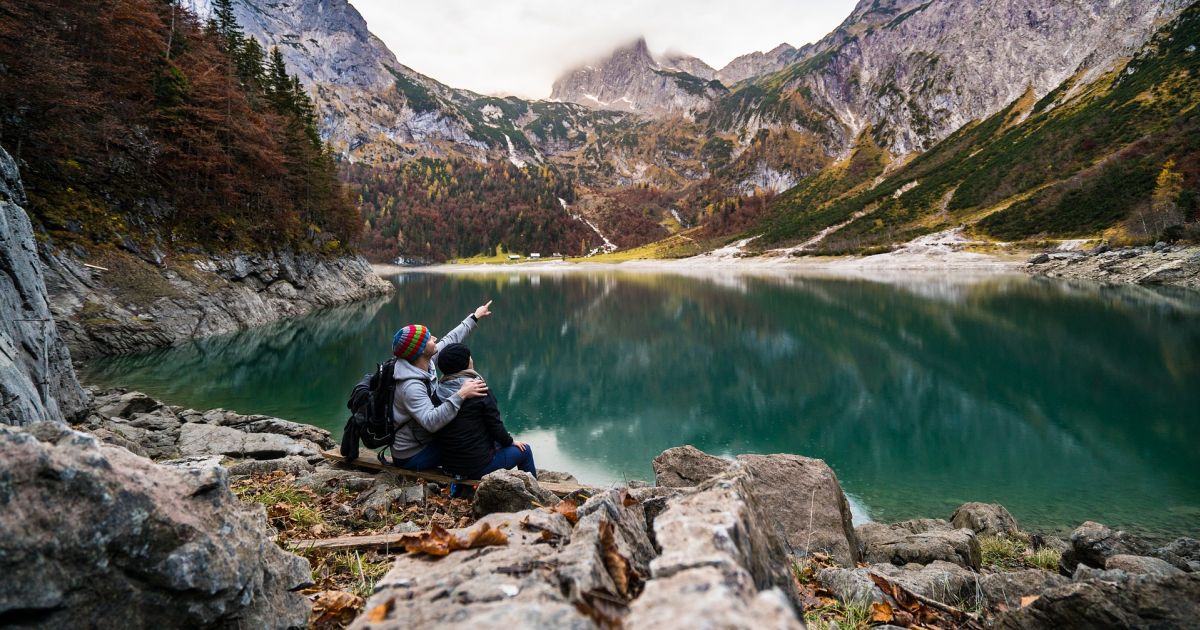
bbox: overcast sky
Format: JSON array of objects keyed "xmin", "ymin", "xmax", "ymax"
[{"xmin": 351, "ymin": 0, "xmax": 859, "ymax": 99}]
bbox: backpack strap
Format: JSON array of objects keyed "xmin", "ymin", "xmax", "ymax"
[{"xmin": 394, "ymin": 376, "xmax": 440, "ymax": 448}]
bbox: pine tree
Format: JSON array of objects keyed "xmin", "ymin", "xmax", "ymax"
[
  {"xmin": 265, "ymin": 47, "xmax": 293, "ymax": 112},
  {"xmin": 211, "ymin": 0, "xmax": 242, "ymax": 53},
  {"xmin": 235, "ymin": 35, "xmax": 266, "ymax": 93}
]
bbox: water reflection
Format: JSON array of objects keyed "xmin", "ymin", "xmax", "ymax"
[{"xmin": 83, "ymin": 271, "xmax": 1200, "ymax": 539}]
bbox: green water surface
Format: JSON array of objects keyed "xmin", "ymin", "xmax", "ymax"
[{"xmin": 81, "ymin": 271, "xmax": 1200, "ymax": 540}]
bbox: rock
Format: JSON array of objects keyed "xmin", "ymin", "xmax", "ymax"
[
  {"xmin": 538, "ymin": 469, "xmax": 579, "ymax": 484},
  {"xmin": 228, "ymin": 455, "xmax": 315, "ymax": 477},
  {"xmin": 857, "ymin": 521, "xmax": 982, "ymax": 570},
  {"xmin": 994, "ymin": 573, "xmax": 1200, "ymax": 629},
  {"xmin": 294, "ymin": 466, "xmax": 378, "ymax": 493},
  {"xmin": 354, "ymin": 484, "xmax": 425, "ymax": 522},
  {"xmin": 651, "ymin": 445, "xmax": 732, "ymax": 487},
  {"xmin": 212, "ymin": 413, "xmax": 336, "ymax": 450},
  {"xmin": 94, "ymin": 390, "xmax": 161, "ymax": 419},
  {"xmin": 736, "ymin": 454, "xmax": 861, "ymax": 566},
  {"xmin": 1156, "ymin": 537, "xmax": 1200, "ymax": 573},
  {"xmin": 627, "ymin": 567, "xmax": 802, "ymax": 630},
  {"xmin": 1105, "ymin": 554, "xmax": 1186, "ymax": 578},
  {"xmin": 1060, "ymin": 521, "xmax": 1154, "ymax": 573},
  {"xmin": 978, "ymin": 569, "xmax": 1070, "ymax": 609},
  {"xmin": 647, "ymin": 465, "xmax": 801, "ymax": 612},
  {"xmin": 950, "ymin": 502, "xmax": 1019, "ymax": 536},
  {"xmin": 628, "ymin": 485, "xmax": 685, "ymax": 548},
  {"xmin": 817, "ymin": 561, "xmax": 982, "ymax": 608},
  {"xmin": 1029, "ymin": 253, "xmax": 1051, "ymax": 264},
  {"xmin": 816, "ymin": 567, "xmax": 887, "ymax": 605},
  {"xmin": 87, "ymin": 426, "xmax": 150, "ymax": 458},
  {"xmin": 871, "ymin": 561, "xmax": 980, "ymax": 607},
  {"xmin": 177, "ymin": 422, "xmax": 318, "ymax": 460},
  {"xmin": 351, "ymin": 509, "xmax": 594, "ymax": 630},
  {"xmin": 473, "ymin": 469, "xmax": 560, "ymax": 517},
  {"xmin": 652, "ymin": 447, "xmax": 861, "ymax": 567},
  {"xmin": 0, "ymin": 145, "xmax": 88, "ymax": 427},
  {"xmin": 0, "ymin": 423, "xmax": 310, "ymax": 628}
]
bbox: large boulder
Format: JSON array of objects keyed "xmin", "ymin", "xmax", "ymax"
[
  {"xmin": 652, "ymin": 445, "xmax": 731, "ymax": 487},
  {"xmin": 629, "ymin": 465, "xmax": 803, "ymax": 627},
  {"xmin": 1105, "ymin": 554, "xmax": 1186, "ymax": 578},
  {"xmin": 857, "ymin": 520, "xmax": 982, "ymax": 570},
  {"xmin": 1060, "ymin": 521, "xmax": 1154, "ymax": 573},
  {"xmin": 0, "ymin": 144, "xmax": 88, "ymax": 426},
  {"xmin": 177, "ymin": 422, "xmax": 320, "ymax": 460},
  {"xmin": 0, "ymin": 423, "xmax": 310, "ymax": 628},
  {"xmin": 817, "ymin": 561, "xmax": 980, "ymax": 608},
  {"xmin": 995, "ymin": 572, "xmax": 1200, "ymax": 629},
  {"xmin": 652, "ymin": 446, "xmax": 860, "ymax": 567},
  {"xmin": 1156, "ymin": 537, "xmax": 1200, "ymax": 573},
  {"xmin": 473, "ymin": 469, "xmax": 561, "ymax": 517},
  {"xmin": 950, "ymin": 502, "xmax": 1019, "ymax": 536},
  {"xmin": 978, "ymin": 569, "xmax": 1070, "ymax": 610},
  {"xmin": 737, "ymin": 454, "xmax": 861, "ymax": 567}
]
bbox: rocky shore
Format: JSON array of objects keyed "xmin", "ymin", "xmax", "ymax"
[
  {"xmin": 1026, "ymin": 244, "xmax": 1200, "ymax": 290},
  {"xmin": 4, "ymin": 390, "xmax": 1197, "ymax": 629},
  {"xmin": 41, "ymin": 247, "xmax": 394, "ymax": 360}
]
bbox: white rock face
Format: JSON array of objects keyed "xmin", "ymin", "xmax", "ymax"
[
  {"xmin": 741, "ymin": 0, "xmax": 1191, "ymax": 156},
  {"xmin": 716, "ymin": 43, "xmax": 802, "ymax": 86},
  {"xmin": 550, "ymin": 38, "xmax": 728, "ymax": 117}
]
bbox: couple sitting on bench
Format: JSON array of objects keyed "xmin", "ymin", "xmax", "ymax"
[{"xmin": 387, "ymin": 300, "xmax": 537, "ymax": 481}]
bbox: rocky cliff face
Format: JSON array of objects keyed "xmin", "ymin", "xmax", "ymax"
[
  {"xmin": 724, "ymin": 0, "xmax": 1192, "ymax": 156},
  {"xmin": 551, "ymin": 38, "xmax": 729, "ymax": 117},
  {"xmin": 0, "ymin": 146, "xmax": 87, "ymax": 425},
  {"xmin": 42, "ymin": 247, "xmax": 394, "ymax": 360},
  {"xmin": 715, "ymin": 43, "xmax": 802, "ymax": 86}
]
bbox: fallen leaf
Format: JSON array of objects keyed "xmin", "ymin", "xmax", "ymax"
[
  {"xmin": 870, "ymin": 601, "xmax": 895, "ymax": 623},
  {"xmin": 599, "ymin": 518, "xmax": 639, "ymax": 598},
  {"xmin": 365, "ymin": 597, "xmax": 394, "ymax": 622},
  {"xmin": 463, "ymin": 522, "xmax": 509, "ymax": 548},
  {"xmin": 621, "ymin": 491, "xmax": 638, "ymax": 507},
  {"xmin": 309, "ymin": 590, "xmax": 364, "ymax": 628},
  {"xmin": 1020, "ymin": 595, "xmax": 1040, "ymax": 608},
  {"xmin": 551, "ymin": 499, "xmax": 579, "ymax": 524}
]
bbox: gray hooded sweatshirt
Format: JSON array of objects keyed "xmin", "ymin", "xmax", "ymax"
[{"xmin": 390, "ymin": 315, "xmax": 477, "ymax": 459}]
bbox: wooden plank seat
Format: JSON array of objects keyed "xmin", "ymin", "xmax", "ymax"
[{"xmin": 319, "ymin": 448, "xmax": 581, "ymax": 497}]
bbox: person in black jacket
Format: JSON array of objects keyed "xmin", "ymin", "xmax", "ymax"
[{"xmin": 433, "ymin": 343, "xmax": 537, "ymax": 479}]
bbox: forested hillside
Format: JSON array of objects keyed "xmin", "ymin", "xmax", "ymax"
[
  {"xmin": 343, "ymin": 160, "xmax": 602, "ymax": 262},
  {"xmin": 0, "ymin": 0, "xmax": 357, "ymax": 253}
]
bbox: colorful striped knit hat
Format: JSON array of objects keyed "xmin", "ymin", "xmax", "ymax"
[{"xmin": 392, "ymin": 324, "xmax": 431, "ymax": 360}]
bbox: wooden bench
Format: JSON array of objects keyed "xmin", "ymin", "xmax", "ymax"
[{"xmin": 318, "ymin": 448, "xmax": 582, "ymax": 497}]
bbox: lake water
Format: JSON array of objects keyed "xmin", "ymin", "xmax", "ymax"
[{"xmin": 81, "ymin": 269, "xmax": 1200, "ymax": 540}]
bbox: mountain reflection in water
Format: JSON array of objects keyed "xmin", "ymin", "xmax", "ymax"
[{"xmin": 82, "ymin": 271, "xmax": 1200, "ymax": 539}]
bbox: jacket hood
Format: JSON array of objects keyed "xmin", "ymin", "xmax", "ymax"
[
  {"xmin": 436, "ymin": 369, "xmax": 481, "ymax": 400},
  {"xmin": 393, "ymin": 356, "xmax": 434, "ymax": 382}
]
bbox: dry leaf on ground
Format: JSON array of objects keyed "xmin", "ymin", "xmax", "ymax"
[{"xmin": 309, "ymin": 590, "xmax": 364, "ymax": 629}]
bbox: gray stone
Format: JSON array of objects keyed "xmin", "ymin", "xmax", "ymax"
[
  {"xmin": 1060, "ymin": 521, "xmax": 1154, "ymax": 573},
  {"xmin": 978, "ymin": 569, "xmax": 1070, "ymax": 609},
  {"xmin": 94, "ymin": 390, "xmax": 161, "ymax": 420},
  {"xmin": 1029, "ymin": 253, "xmax": 1051, "ymax": 264},
  {"xmin": 652, "ymin": 445, "xmax": 732, "ymax": 487},
  {"xmin": 1156, "ymin": 537, "xmax": 1200, "ymax": 573},
  {"xmin": 950, "ymin": 502, "xmax": 1020, "ymax": 536},
  {"xmin": 0, "ymin": 423, "xmax": 309, "ymax": 628},
  {"xmin": 648, "ymin": 465, "xmax": 801, "ymax": 611},
  {"xmin": 0, "ymin": 145, "xmax": 88, "ymax": 427},
  {"xmin": 816, "ymin": 567, "xmax": 887, "ymax": 605},
  {"xmin": 228, "ymin": 455, "xmax": 315, "ymax": 477},
  {"xmin": 857, "ymin": 521, "xmax": 982, "ymax": 570},
  {"xmin": 995, "ymin": 573, "xmax": 1200, "ymax": 629},
  {"xmin": 473, "ymin": 469, "xmax": 560, "ymax": 517},
  {"xmin": 293, "ymin": 466, "xmax": 378, "ymax": 493},
  {"xmin": 1105, "ymin": 554, "xmax": 1186, "ymax": 578},
  {"xmin": 627, "ymin": 568, "xmax": 803, "ymax": 630},
  {"xmin": 737, "ymin": 453, "xmax": 861, "ymax": 567},
  {"xmin": 391, "ymin": 521, "xmax": 421, "ymax": 534},
  {"xmin": 177, "ymin": 422, "xmax": 317, "ymax": 460},
  {"xmin": 354, "ymin": 484, "xmax": 425, "ymax": 522},
  {"xmin": 214, "ymin": 413, "xmax": 336, "ymax": 450},
  {"xmin": 871, "ymin": 561, "xmax": 980, "ymax": 607},
  {"xmin": 652, "ymin": 447, "xmax": 861, "ymax": 567},
  {"xmin": 538, "ymin": 469, "xmax": 579, "ymax": 484}
]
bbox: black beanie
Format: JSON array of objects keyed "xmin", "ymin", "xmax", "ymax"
[{"xmin": 437, "ymin": 343, "xmax": 471, "ymax": 375}]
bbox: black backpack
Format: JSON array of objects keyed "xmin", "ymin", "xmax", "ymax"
[{"xmin": 339, "ymin": 359, "xmax": 439, "ymax": 463}]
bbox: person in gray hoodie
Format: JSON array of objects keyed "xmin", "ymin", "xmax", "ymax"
[{"xmin": 389, "ymin": 300, "xmax": 493, "ymax": 469}]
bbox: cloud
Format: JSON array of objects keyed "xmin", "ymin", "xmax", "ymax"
[{"xmin": 351, "ymin": 0, "xmax": 858, "ymax": 98}]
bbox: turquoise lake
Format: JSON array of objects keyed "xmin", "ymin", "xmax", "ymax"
[{"xmin": 81, "ymin": 270, "xmax": 1200, "ymax": 540}]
